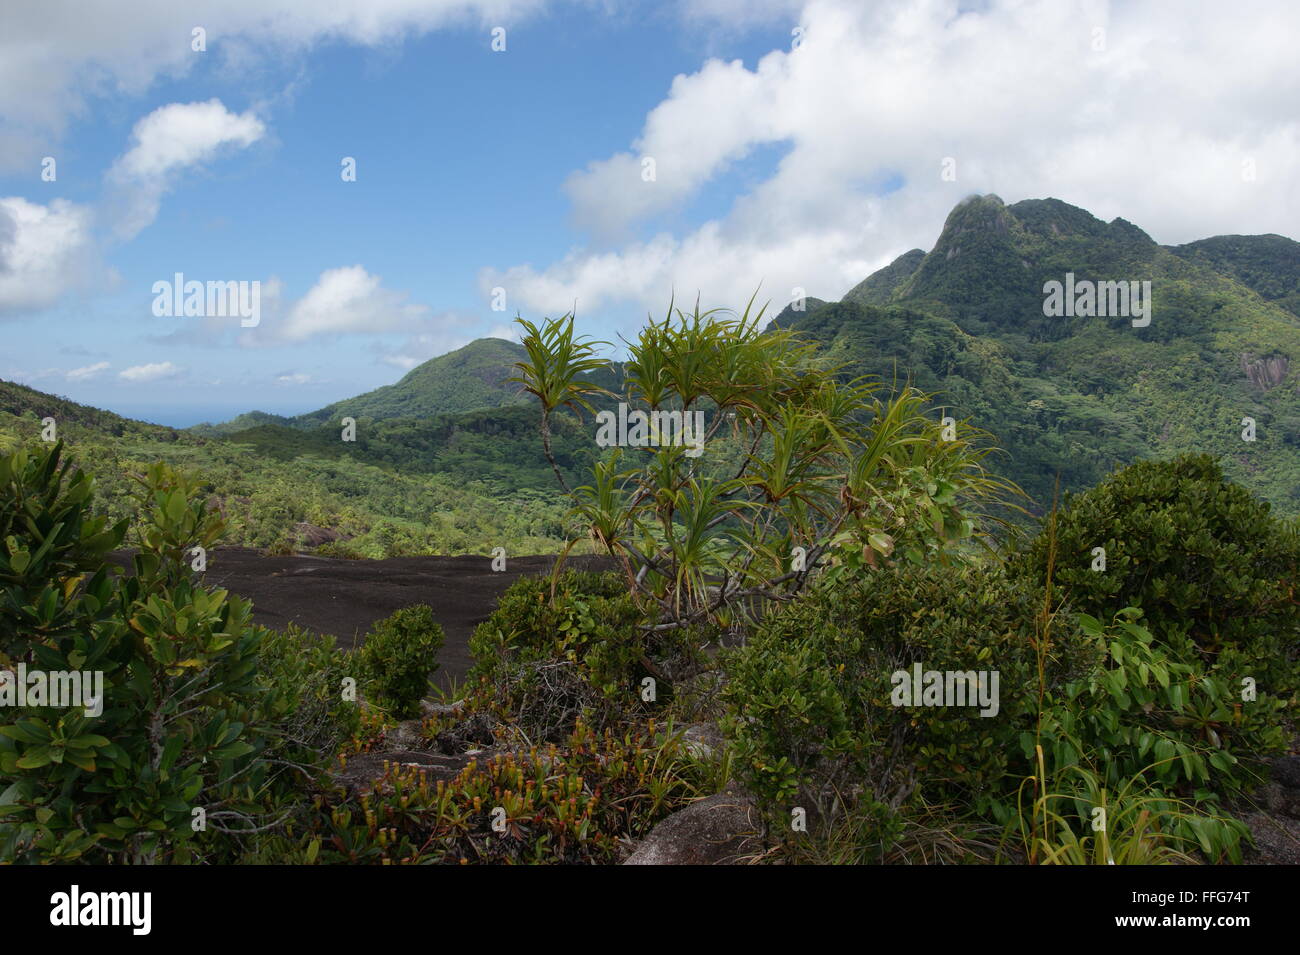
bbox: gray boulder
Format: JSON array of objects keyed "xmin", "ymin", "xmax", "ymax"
[
  {"xmin": 1263, "ymin": 755, "xmax": 1300, "ymax": 819},
  {"xmin": 624, "ymin": 788, "xmax": 761, "ymax": 865}
]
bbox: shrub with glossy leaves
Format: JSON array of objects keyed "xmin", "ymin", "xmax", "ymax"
[
  {"xmin": 723, "ymin": 562, "xmax": 1095, "ymax": 830},
  {"xmin": 0, "ymin": 448, "xmax": 270, "ymax": 863},
  {"xmin": 1026, "ymin": 610, "xmax": 1263, "ymax": 861},
  {"xmin": 356, "ymin": 605, "xmax": 444, "ymax": 720},
  {"xmin": 1034, "ymin": 610, "xmax": 1283, "ymax": 801},
  {"xmin": 253, "ymin": 622, "xmax": 362, "ymax": 774},
  {"xmin": 469, "ymin": 570, "xmax": 679, "ymax": 737},
  {"xmin": 0, "ymin": 443, "xmax": 125, "ymax": 655},
  {"xmin": 1013, "ymin": 454, "xmax": 1300, "ymax": 701}
]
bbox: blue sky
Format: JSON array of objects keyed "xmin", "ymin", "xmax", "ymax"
[
  {"xmin": 2, "ymin": 1, "xmax": 1297, "ymax": 426},
  {"xmin": 0, "ymin": 6, "xmax": 788, "ymax": 424}
]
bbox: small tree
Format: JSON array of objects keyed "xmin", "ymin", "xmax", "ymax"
[
  {"xmin": 0, "ymin": 446, "xmax": 274, "ymax": 863},
  {"xmin": 0, "ymin": 442, "xmax": 125, "ymax": 656},
  {"xmin": 1014, "ymin": 454, "xmax": 1300, "ymax": 696},
  {"xmin": 356, "ymin": 604, "xmax": 444, "ymax": 719},
  {"xmin": 512, "ymin": 298, "xmax": 1014, "ymax": 637}
]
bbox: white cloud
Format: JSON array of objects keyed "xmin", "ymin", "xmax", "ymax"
[
  {"xmin": 0, "ymin": 197, "xmax": 104, "ymax": 315},
  {"xmin": 276, "ymin": 266, "xmax": 433, "ymax": 342},
  {"xmin": 153, "ymin": 271, "xmax": 482, "ymax": 360},
  {"xmin": 563, "ymin": 56, "xmax": 782, "ymax": 238},
  {"xmin": 0, "ymin": 99, "xmax": 262, "ymax": 319},
  {"xmin": 488, "ymin": 0, "xmax": 1300, "ymax": 318},
  {"xmin": 112, "ymin": 99, "xmax": 265, "ymax": 181},
  {"xmin": 66, "ymin": 361, "xmax": 110, "ymax": 381},
  {"xmin": 119, "ymin": 361, "xmax": 182, "ymax": 381},
  {"xmin": 275, "ymin": 371, "xmax": 313, "ymax": 385},
  {"xmin": 106, "ymin": 99, "xmax": 265, "ymax": 239},
  {"xmin": 0, "ymin": 0, "xmax": 556, "ymax": 173}
]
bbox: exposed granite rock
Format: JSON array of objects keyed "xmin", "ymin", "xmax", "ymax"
[
  {"xmin": 1241, "ymin": 352, "xmax": 1289, "ymax": 391},
  {"xmin": 295, "ymin": 522, "xmax": 344, "ymax": 546},
  {"xmin": 624, "ymin": 787, "xmax": 761, "ymax": 865},
  {"xmin": 1261, "ymin": 755, "xmax": 1300, "ymax": 819}
]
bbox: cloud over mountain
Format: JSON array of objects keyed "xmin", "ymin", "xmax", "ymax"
[{"xmin": 489, "ymin": 0, "xmax": 1300, "ymax": 321}]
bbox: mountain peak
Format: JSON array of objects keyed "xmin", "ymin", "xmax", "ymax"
[
  {"xmin": 834, "ymin": 196, "xmax": 1175, "ymax": 323},
  {"xmin": 932, "ymin": 194, "xmax": 1015, "ymax": 252},
  {"xmin": 394, "ymin": 336, "xmax": 525, "ymax": 386},
  {"xmin": 297, "ymin": 337, "xmax": 530, "ymax": 425}
]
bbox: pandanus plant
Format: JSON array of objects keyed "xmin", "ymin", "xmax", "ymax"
[
  {"xmin": 510, "ymin": 314, "xmax": 612, "ymax": 493},
  {"xmin": 513, "ymin": 296, "xmax": 1015, "ymax": 632}
]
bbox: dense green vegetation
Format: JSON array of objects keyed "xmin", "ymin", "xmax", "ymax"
[
  {"xmin": 3, "ymin": 194, "xmax": 1298, "ymax": 866},
  {"xmin": 724, "ymin": 561, "xmax": 1095, "ymax": 820},
  {"xmin": 187, "ymin": 195, "xmax": 1300, "ymax": 533},
  {"xmin": 0, "ymin": 442, "xmax": 714, "ymax": 864},
  {"xmin": 0, "ymin": 379, "xmax": 578, "ymax": 558},
  {"xmin": 2, "ymin": 298, "xmax": 1296, "ymax": 865},
  {"xmin": 781, "ymin": 196, "xmax": 1300, "ymax": 517},
  {"xmin": 470, "ymin": 307, "xmax": 1295, "ymax": 865},
  {"xmin": 1015, "ymin": 454, "xmax": 1300, "ymax": 690},
  {"xmin": 215, "ymin": 403, "xmax": 603, "ymax": 491},
  {"xmin": 0, "ymin": 448, "xmax": 359, "ymax": 862},
  {"xmin": 1171, "ymin": 234, "xmax": 1300, "ymax": 318},
  {"xmin": 16, "ymin": 194, "xmax": 1285, "ymax": 553}
]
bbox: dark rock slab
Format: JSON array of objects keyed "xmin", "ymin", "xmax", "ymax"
[{"xmin": 109, "ymin": 548, "xmax": 615, "ymax": 689}]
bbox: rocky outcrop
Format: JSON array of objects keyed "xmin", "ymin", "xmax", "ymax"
[
  {"xmin": 623, "ymin": 786, "xmax": 761, "ymax": 865},
  {"xmin": 1241, "ymin": 755, "xmax": 1300, "ymax": 864},
  {"xmin": 1260, "ymin": 755, "xmax": 1300, "ymax": 819},
  {"xmin": 295, "ymin": 522, "xmax": 344, "ymax": 546},
  {"xmin": 331, "ymin": 706, "xmax": 491, "ymax": 795},
  {"xmin": 1241, "ymin": 352, "xmax": 1290, "ymax": 391}
]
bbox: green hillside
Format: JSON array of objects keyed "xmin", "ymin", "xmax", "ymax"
[
  {"xmin": 0, "ymin": 379, "xmax": 177, "ymax": 441},
  {"xmin": 297, "ymin": 337, "xmax": 531, "ymax": 424},
  {"xmin": 1170, "ymin": 234, "xmax": 1300, "ymax": 318},
  {"xmin": 190, "ymin": 410, "xmax": 296, "ymax": 437},
  {"xmin": 11, "ymin": 195, "xmax": 1299, "ymax": 542},
  {"xmin": 192, "ymin": 337, "xmax": 534, "ymax": 437},
  {"xmin": 843, "ymin": 248, "xmax": 925, "ymax": 306},
  {"xmin": 784, "ymin": 195, "xmax": 1300, "ymax": 515},
  {"xmin": 0, "ymin": 379, "xmax": 577, "ymax": 558}
]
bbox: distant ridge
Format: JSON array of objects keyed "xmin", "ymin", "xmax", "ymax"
[
  {"xmin": 179, "ymin": 194, "xmax": 1300, "ymax": 516},
  {"xmin": 193, "ymin": 337, "xmax": 533, "ymax": 434},
  {"xmin": 778, "ymin": 194, "xmax": 1300, "ymax": 514}
]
